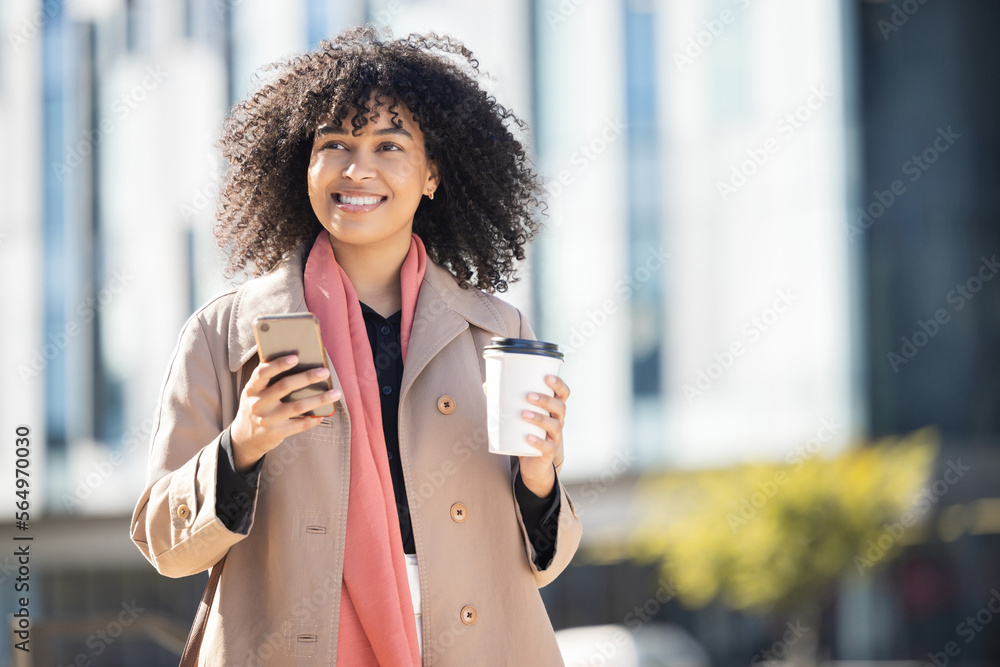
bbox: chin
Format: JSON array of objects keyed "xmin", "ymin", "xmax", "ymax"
[{"xmin": 323, "ymin": 223, "xmax": 409, "ymax": 249}]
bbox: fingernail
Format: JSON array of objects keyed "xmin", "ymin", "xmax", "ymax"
[
  {"xmin": 527, "ymin": 392, "xmax": 539, "ymax": 401},
  {"xmin": 326, "ymin": 389, "xmax": 340, "ymax": 399},
  {"xmin": 313, "ymin": 367, "xmax": 330, "ymax": 378},
  {"xmin": 522, "ymin": 410, "xmax": 534, "ymax": 419},
  {"xmin": 546, "ymin": 375, "xmax": 556, "ymax": 382},
  {"xmin": 286, "ymin": 355, "xmax": 298, "ymax": 365}
]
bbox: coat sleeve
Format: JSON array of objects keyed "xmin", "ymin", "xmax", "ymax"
[
  {"xmin": 509, "ymin": 308, "xmax": 583, "ymax": 588},
  {"xmin": 129, "ymin": 309, "xmax": 258, "ymax": 578}
]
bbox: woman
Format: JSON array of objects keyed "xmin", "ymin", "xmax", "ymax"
[{"xmin": 130, "ymin": 25, "xmax": 581, "ymax": 666}]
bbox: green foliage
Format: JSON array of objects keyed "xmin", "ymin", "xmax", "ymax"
[{"xmin": 627, "ymin": 428, "xmax": 939, "ymax": 613}]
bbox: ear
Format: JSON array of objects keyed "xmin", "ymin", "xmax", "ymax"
[{"xmin": 426, "ymin": 159, "xmax": 441, "ymax": 191}]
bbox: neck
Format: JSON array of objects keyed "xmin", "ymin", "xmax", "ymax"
[{"xmin": 327, "ymin": 230, "xmax": 410, "ymax": 317}]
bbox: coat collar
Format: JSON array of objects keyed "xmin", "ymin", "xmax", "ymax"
[{"xmin": 227, "ymin": 239, "xmax": 510, "ymax": 374}]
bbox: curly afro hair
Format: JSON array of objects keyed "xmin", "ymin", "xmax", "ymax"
[{"xmin": 213, "ymin": 24, "xmax": 546, "ymax": 293}]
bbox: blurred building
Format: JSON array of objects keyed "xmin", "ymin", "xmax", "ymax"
[
  {"xmin": 0, "ymin": 0, "xmax": 998, "ymax": 664},
  {"xmin": 2, "ymin": 0, "xmax": 537, "ymax": 663}
]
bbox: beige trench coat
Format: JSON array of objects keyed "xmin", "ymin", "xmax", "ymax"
[{"xmin": 129, "ymin": 241, "xmax": 583, "ymax": 666}]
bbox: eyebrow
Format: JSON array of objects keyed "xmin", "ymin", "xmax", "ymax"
[{"xmin": 315, "ymin": 125, "xmax": 413, "ymax": 139}]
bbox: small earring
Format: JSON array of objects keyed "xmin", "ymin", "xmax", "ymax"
[{"xmin": 427, "ymin": 190, "xmax": 435, "ymax": 200}]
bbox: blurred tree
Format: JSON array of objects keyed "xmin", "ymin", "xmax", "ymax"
[{"xmin": 627, "ymin": 427, "xmax": 939, "ymax": 666}]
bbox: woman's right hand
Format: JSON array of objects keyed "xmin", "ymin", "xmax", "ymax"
[{"xmin": 229, "ymin": 354, "xmax": 342, "ymax": 473}]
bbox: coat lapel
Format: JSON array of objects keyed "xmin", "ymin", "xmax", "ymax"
[
  {"xmin": 400, "ymin": 260, "xmax": 509, "ymax": 404},
  {"xmin": 226, "ymin": 240, "xmax": 511, "ymax": 401},
  {"xmin": 228, "ymin": 243, "xmax": 309, "ymax": 373}
]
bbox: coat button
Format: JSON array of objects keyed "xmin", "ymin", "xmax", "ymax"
[
  {"xmin": 177, "ymin": 504, "xmax": 191, "ymax": 520},
  {"xmin": 437, "ymin": 395, "xmax": 456, "ymax": 414},
  {"xmin": 450, "ymin": 503, "xmax": 468, "ymax": 523},
  {"xmin": 460, "ymin": 605, "xmax": 478, "ymax": 625}
]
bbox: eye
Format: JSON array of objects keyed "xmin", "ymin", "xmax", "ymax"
[
  {"xmin": 319, "ymin": 141, "xmax": 345, "ymax": 151},
  {"xmin": 378, "ymin": 143, "xmax": 402, "ymax": 152}
]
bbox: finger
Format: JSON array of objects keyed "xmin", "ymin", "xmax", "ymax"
[
  {"xmin": 545, "ymin": 375, "xmax": 570, "ymax": 401},
  {"xmin": 293, "ymin": 414, "xmax": 326, "ymax": 434},
  {"xmin": 521, "ymin": 410, "xmax": 563, "ymax": 445},
  {"xmin": 263, "ymin": 366, "xmax": 332, "ymax": 403},
  {"xmin": 524, "ymin": 433, "xmax": 558, "ymax": 457},
  {"xmin": 246, "ymin": 354, "xmax": 299, "ymax": 395},
  {"xmin": 264, "ymin": 413, "xmax": 325, "ymax": 442},
  {"xmin": 525, "ymin": 392, "xmax": 565, "ymax": 423},
  {"xmin": 276, "ymin": 388, "xmax": 342, "ymax": 420}
]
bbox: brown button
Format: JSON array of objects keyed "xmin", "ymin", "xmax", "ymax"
[
  {"xmin": 437, "ymin": 395, "xmax": 456, "ymax": 414},
  {"xmin": 177, "ymin": 504, "xmax": 191, "ymax": 521},
  {"xmin": 460, "ymin": 605, "xmax": 477, "ymax": 625},
  {"xmin": 450, "ymin": 503, "xmax": 468, "ymax": 523}
]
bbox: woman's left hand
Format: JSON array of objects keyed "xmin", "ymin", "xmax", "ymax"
[{"xmin": 518, "ymin": 374, "xmax": 571, "ymax": 498}]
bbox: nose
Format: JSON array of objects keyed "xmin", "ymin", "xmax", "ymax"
[{"xmin": 342, "ymin": 150, "xmax": 376, "ymax": 181}]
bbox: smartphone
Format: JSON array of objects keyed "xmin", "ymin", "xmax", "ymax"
[{"xmin": 252, "ymin": 313, "xmax": 335, "ymax": 418}]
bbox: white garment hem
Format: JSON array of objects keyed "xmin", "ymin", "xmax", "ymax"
[{"xmin": 404, "ymin": 553, "xmax": 423, "ymax": 658}]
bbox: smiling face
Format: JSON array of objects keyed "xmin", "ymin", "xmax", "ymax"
[{"xmin": 306, "ymin": 95, "xmax": 439, "ymax": 253}]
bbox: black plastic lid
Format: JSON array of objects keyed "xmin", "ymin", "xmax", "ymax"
[{"xmin": 483, "ymin": 337, "xmax": 564, "ymax": 360}]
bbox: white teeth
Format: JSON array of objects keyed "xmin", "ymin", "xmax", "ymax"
[{"xmin": 338, "ymin": 194, "xmax": 382, "ymax": 206}]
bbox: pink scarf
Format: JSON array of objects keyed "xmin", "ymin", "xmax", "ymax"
[{"xmin": 303, "ymin": 230, "xmax": 426, "ymax": 665}]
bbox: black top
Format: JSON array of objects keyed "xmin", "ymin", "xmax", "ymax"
[{"xmin": 215, "ymin": 302, "xmax": 561, "ymax": 569}]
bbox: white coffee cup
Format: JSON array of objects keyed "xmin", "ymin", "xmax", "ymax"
[{"xmin": 483, "ymin": 337, "xmax": 565, "ymax": 457}]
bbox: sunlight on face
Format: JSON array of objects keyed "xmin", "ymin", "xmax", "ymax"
[{"xmin": 307, "ymin": 93, "xmax": 439, "ymax": 252}]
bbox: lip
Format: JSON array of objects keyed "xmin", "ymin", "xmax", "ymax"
[{"xmin": 333, "ymin": 190, "xmax": 387, "ymax": 214}]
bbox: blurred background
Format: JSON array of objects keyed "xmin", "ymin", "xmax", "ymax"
[{"xmin": 1, "ymin": 0, "xmax": 998, "ymax": 664}]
